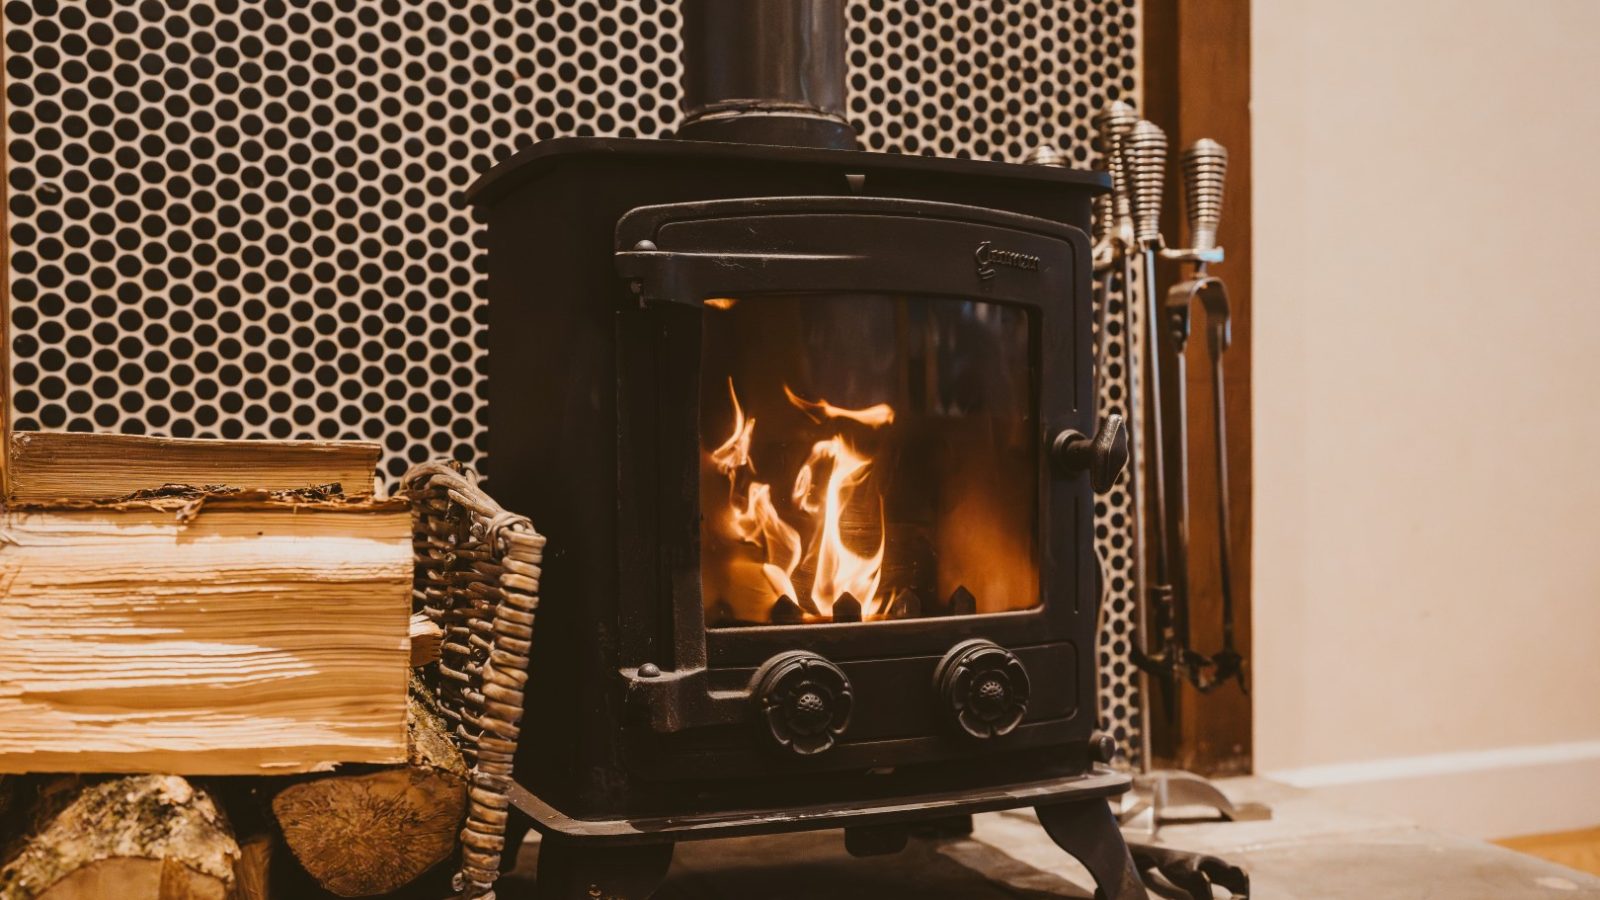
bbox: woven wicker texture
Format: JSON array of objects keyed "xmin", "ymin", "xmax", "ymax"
[{"xmin": 404, "ymin": 461, "xmax": 542, "ymax": 900}]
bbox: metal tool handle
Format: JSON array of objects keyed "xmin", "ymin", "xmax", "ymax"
[
  {"xmin": 1121, "ymin": 120, "xmax": 1168, "ymax": 247},
  {"xmin": 1181, "ymin": 138, "xmax": 1228, "ymax": 254},
  {"xmin": 1095, "ymin": 100, "xmax": 1139, "ymax": 229}
]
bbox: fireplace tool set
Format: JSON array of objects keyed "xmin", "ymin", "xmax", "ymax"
[{"xmin": 1074, "ymin": 101, "xmax": 1268, "ymax": 835}]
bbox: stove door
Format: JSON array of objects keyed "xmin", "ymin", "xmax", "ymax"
[{"xmin": 614, "ymin": 197, "xmax": 1101, "ymax": 777}]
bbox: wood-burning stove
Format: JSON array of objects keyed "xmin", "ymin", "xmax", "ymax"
[{"xmin": 466, "ymin": 2, "xmax": 1143, "ymax": 897}]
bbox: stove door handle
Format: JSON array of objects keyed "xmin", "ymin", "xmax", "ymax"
[{"xmin": 1051, "ymin": 414, "xmax": 1129, "ymax": 493}]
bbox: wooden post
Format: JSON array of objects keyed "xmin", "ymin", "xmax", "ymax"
[{"xmin": 1141, "ymin": 0, "xmax": 1255, "ymax": 776}]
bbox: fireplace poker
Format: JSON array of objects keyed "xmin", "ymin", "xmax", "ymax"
[
  {"xmin": 1035, "ymin": 100, "xmax": 1152, "ymax": 730},
  {"xmin": 1025, "ymin": 99, "xmax": 1138, "ymax": 374},
  {"xmin": 1091, "ymin": 100, "xmax": 1140, "ymax": 372},
  {"xmin": 1119, "ymin": 119, "xmax": 1195, "ymax": 707},
  {"xmin": 1090, "ymin": 103, "xmax": 1157, "ymax": 749}
]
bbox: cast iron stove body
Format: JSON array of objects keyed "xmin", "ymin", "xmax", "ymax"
[{"xmin": 467, "ymin": 3, "xmax": 1142, "ymax": 897}]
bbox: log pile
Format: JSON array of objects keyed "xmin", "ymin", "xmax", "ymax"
[
  {"xmin": 0, "ymin": 494, "xmax": 413, "ymax": 776},
  {"xmin": 0, "ymin": 681, "xmax": 471, "ymax": 899},
  {"xmin": 0, "ymin": 433, "xmax": 484, "ymax": 899}
]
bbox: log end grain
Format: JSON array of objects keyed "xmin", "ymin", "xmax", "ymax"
[{"xmin": 0, "ymin": 775, "xmax": 239, "ymax": 900}]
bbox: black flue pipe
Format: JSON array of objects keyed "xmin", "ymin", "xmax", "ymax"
[{"xmin": 677, "ymin": 0, "xmax": 856, "ymax": 150}]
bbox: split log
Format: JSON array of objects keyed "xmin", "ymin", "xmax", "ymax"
[
  {"xmin": 409, "ymin": 612, "xmax": 443, "ymax": 668},
  {"xmin": 0, "ymin": 775, "xmax": 239, "ymax": 900},
  {"xmin": 5, "ymin": 431, "xmax": 381, "ymax": 502},
  {"xmin": 227, "ymin": 833, "xmax": 273, "ymax": 900},
  {"xmin": 0, "ymin": 493, "xmax": 413, "ymax": 775},
  {"xmin": 272, "ymin": 680, "xmax": 469, "ymax": 897}
]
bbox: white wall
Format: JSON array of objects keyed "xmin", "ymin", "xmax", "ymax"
[{"xmin": 1252, "ymin": 0, "xmax": 1600, "ymax": 838}]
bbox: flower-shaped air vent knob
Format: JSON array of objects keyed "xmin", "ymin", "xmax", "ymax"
[
  {"xmin": 751, "ymin": 651, "xmax": 854, "ymax": 756},
  {"xmin": 934, "ymin": 639, "xmax": 1031, "ymax": 739}
]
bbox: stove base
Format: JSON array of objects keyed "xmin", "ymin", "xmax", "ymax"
[{"xmin": 512, "ymin": 768, "xmax": 1144, "ymax": 899}]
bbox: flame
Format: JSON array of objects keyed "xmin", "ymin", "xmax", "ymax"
[
  {"xmin": 711, "ymin": 380, "xmax": 802, "ymax": 602},
  {"xmin": 709, "ymin": 380, "xmax": 755, "ymax": 473},
  {"xmin": 732, "ymin": 482, "xmax": 801, "ymax": 601},
  {"xmin": 784, "ymin": 384, "xmax": 895, "ymax": 427},
  {"xmin": 793, "ymin": 436, "xmax": 885, "ymax": 616},
  {"xmin": 713, "ymin": 381, "xmax": 892, "ymax": 621}
]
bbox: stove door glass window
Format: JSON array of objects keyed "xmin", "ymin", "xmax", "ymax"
[{"xmin": 700, "ymin": 292, "xmax": 1038, "ymax": 627}]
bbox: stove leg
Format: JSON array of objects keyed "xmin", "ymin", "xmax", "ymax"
[
  {"xmin": 534, "ymin": 839, "xmax": 673, "ymax": 900},
  {"xmin": 1035, "ymin": 800, "xmax": 1146, "ymax": 900},
  {"xmin": 1126, "ymin": 841, "xmax": 1251, "ymax": 899}
]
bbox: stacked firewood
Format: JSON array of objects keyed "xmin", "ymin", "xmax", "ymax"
[
  {"xmin": 0, "ymin": 693, "xmax": 467, "ymax": 900},
  {"xmin": 0, "ymin": 432, "xmax": 474, "ymax": 900}
]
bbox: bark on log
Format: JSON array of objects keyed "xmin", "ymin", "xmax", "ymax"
[
  {"xmin": 0, "ymin": 775, "xmax": 239, "ymax": 900},
  {"xmin": 271, "ymin": 680, "xmax": 468, "ymax": 897}
]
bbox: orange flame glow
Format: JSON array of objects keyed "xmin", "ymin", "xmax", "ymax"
[
  {"xmin": 784, "ymin": 384, "xmax": 895, "ymax": 427},
  {"xmin": 713, "ymin": 381, "xmax": 892, "ymax": 621},
  {"xmin": 711, "ymin": 381, "xmax": 803, "ymax": 602},
  {"xmin": 793, "ymin": 436, "xmax": 885, "ymax": 616}
]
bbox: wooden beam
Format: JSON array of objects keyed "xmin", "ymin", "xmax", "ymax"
[{"xmin": 1141, "ymin": 0, "xmax": 1255, "ymax": 775}]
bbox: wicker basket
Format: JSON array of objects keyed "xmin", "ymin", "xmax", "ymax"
[{"xmin": 403, "ymin": 461, "xmax": 543, "ymax": 900}]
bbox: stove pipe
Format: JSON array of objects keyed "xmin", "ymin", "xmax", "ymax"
[{"xmin": 677, "ymin": 0, "xmax": 856, "ymax": 150}]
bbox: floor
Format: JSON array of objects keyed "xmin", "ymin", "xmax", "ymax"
[
  {"xmin": 1499, "ymin": 827, "xmax": 1600, "ymax": 879},
  {"xmin": 503, "ymin": 778, "xmax": 1600, "ymax": 898}
]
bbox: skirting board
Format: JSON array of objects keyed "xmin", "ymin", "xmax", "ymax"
[{"xmin": 1267, "ymin": 740, "xmax": 1600, "ymax": 840}]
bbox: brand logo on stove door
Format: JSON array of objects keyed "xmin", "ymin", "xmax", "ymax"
[{"xmin": 973, "ymin": 241, "xmax": 1041, "ymax": 280}]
